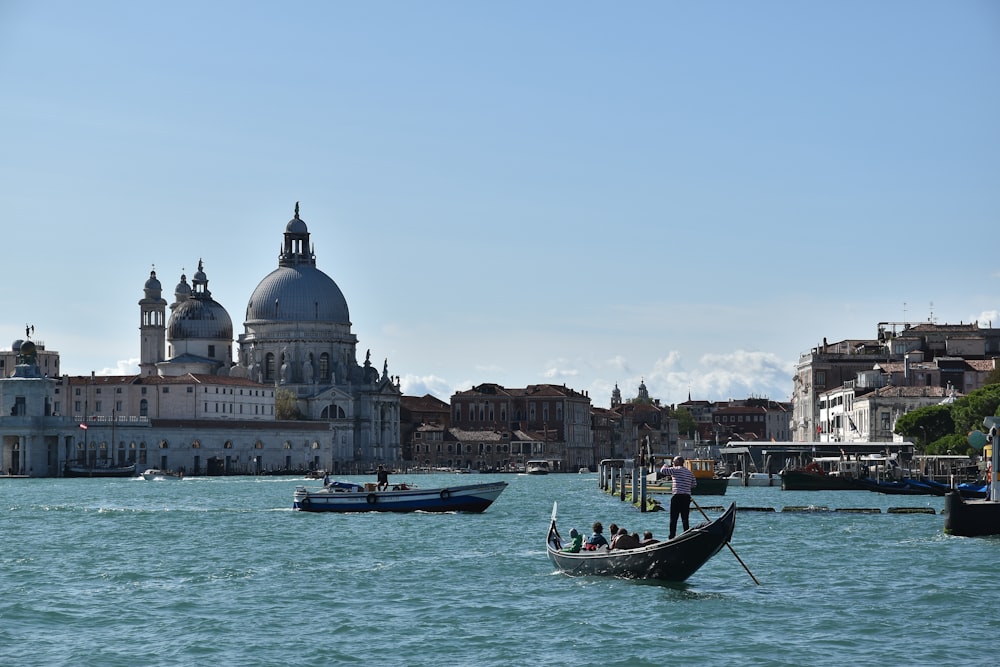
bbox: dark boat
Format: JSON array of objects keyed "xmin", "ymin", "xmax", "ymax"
[
  {"xmin": 546, "ymin": 502, "xmax": 737, "ymax": 582},
  {"xmin": 63, "ymin": 462, "xmax": 137, "ymax": 478},
  {"xmin": 779, "ymin": 468, "xmax": 864, "ymax": 491},
  {"xmin": 944, "ymin": 491, "xmax": 1000, "ymax": 537},
  {"xmin": 857, "ymin": 478, "xmax": 932, "ymax": 495},
  {"xmin": 293, "ymin": 480, "xmax": 508, "ymax": 513}
]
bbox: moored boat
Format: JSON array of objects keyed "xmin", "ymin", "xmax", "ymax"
[
  {"xmin": 647, "ymin": 458, "xmax": 729, "ymax": 495},
  {"xmin": 546, "ymin": 501, "xmax": 737, "ymax": 582},
  {"xmin": 293, "ymin": 480, "xmax": 508, "ymax": 513},
  {"xmin": 727, "ymin": 471, "xmax": 778, "ymax": 487},
  {"xmin": 63, "ymin": 462, "xmax": 137, "ymax": 478}
]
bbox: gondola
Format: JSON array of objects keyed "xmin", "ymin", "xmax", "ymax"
[{"xmin": 546, "ymin": 501, "xmax": 737, "ymax": 582}]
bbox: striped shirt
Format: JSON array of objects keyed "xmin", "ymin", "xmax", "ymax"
[{"xmin": 663, "ymin": 465, "xmax": 697, "ymax": 495}]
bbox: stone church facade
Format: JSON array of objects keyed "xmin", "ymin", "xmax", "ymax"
[{"xmin": 0, "ymin": 205, "xmax": 400, "ymax": 477}]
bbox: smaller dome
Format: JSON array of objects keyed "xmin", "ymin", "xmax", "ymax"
[
  {"xmin": 145, "ymin": 270, "xmax": 162, "ymax": 290},
  {"xmin": 175, "ymin": 274, "xmax": 191, "ymax": 298},
  {"xmin": 286, "ymin": 216, "xmax": 308, "ymax": 234},
  {"xmin": 11, "ymin": 339, "xmax": 23, "ymax": 352}
]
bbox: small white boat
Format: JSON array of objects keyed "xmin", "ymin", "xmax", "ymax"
[
  {"xmin": 727, "ymin": 471, "xmax": 777, "ymax": 487},
  {"xmin": 526, "ymin": 460, "xmax": 550, "ymax": 475},
  {"xmin": 142, "ymin": 468, "xmax": 183, "ymax": 481}
]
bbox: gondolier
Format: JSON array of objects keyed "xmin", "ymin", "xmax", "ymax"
[{"xmin": 661, "ymin": 456, "xmax": 697, "ymax": 539}]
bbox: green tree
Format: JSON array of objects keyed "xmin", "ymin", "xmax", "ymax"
[
  {"xmin": 672, "ymin": 408, "xmax": 697, "ymax": 438},
  {"xmin": 894, "ymin": 404, "xmax": 954, "ymax": 449},
  {"xmin": 949, "ymin": 384, "xmax": 1000, "ymax": 435},
  {"xmin": 275, "ymin": 388, "xmax": 305, "ymax": 420}
]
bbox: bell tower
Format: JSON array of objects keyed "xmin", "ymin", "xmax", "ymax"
[{"xmin": 139, "ymin": 269, "xmax": 167, "ymax": 376}]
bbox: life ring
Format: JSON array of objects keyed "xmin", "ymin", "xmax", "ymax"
[
  {"xmin": 440, "ymin": 489, "xmax": 452, "ymax": 500},
  {"xmin": 366, "ymin": 493, "xmax": 377, "ymax": 504},
  {"xmin": 299, "ymin": 496, "xmax": 311, "ymax": 510}
]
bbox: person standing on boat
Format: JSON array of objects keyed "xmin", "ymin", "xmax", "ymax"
[
  {"xmin": 662, "ymin": 456, "xmax": 697, "ymax": 539},
  {"xmin": 376, "ymin": 464, "xmax": 389, "ymax": 491}
]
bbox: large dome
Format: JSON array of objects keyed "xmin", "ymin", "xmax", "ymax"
[
  {"xmin": 168, "ymin": 297, "xmax": 234, "ymax": 339},
  {"xmin": 246, "ymin": 265, "xmax": 350, "ymax": 323}
]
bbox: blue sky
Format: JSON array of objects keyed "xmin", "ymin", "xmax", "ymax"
[{"xmin": 1, "ymin": 1, "xmax": 998, "ymax": 408}]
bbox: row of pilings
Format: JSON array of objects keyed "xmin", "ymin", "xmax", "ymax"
[{"xmin": 599, "ymin": 458, "xmax": 657, "ymax": 512}]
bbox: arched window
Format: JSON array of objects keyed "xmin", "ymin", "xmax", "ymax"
[
  {"xmin": 139, "ymin": 399, "xmax": 148, "ymax": 417},
  {"xmin": 319, "ymin": 353, "xmax": 330, "ymax": 381},
  {"xmin": 159, "ymin": 440, "xmax": 169, "ymax": 449},
  {"xmin": 191, "ymin": 440, "xmax": 201, "ymax": 449},
  {"xmin": 224, "ymin": 440, "xmax": 233, "ymax": 449},
  {"xmin": 254, "ymin": 441, "xmax": 263, "ymax": 450}
]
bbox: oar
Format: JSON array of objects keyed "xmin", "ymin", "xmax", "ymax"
[{"xmin": 691, "ymin": 497, "xmax": 760, "ymax": 586}]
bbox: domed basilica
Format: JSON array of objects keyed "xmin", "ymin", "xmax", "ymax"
[{"xmin": 0, "ymin": 205, "xmax": 401, "ymax": 477}]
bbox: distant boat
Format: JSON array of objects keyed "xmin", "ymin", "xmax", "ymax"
[
  {"xmin": 727, "ymin": 471, "xmax": 777, "ymax": 487},
  {"xmin": 64, "ymin": 462, "xmax": 136, "ymax": 478},
  {"xmin": 142, "ymin": 468, "xmax": 183, "ymax": 481},
  {"xmin": 647, "ymin": 458, "xmax": 729, "ymax": 495},
  {"xmin": 546, "ymin": 501, "xmax": 737, "ymax": 582},
  {"xmin": 293, "ymin": 480, "xmax": 508, "ymax": 513},
  {"xmin": 526, "ymin": 460, "xmax": 550, "ymax": 475}
]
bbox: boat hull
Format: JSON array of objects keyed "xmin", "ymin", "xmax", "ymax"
[
  {"xmin": 293, "ymin": 481, "xmax": 508, "ymax": 513},
  {"xmin": 944, "ymin": 491, "xmax": 1000, "ymax": 537},
  {"xmin": 547, "ymin": 503, "xmax": 736, "ymax": 582},
  {"xmin": 63, "ymin": 463, "xmax": 136, "ymax": 478},
  {"xmin": 779, "ymin": 470, "xmax": 863, "ymax": 491}
]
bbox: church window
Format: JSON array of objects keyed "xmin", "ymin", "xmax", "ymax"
[
  {"xmin": 140, "ymin": 399, "xmax": 148, "ymax": 416},
  {"xmin": 319, "ymin": 353, "xmax": 330, "ymax": 381},
  {"xmin": 74, "ymin": 400, "xmax": 81, "ymax": 412},
  {"xmin": 115, "ymin": 401, "xmax": 122, "ymax": 412},
  {"xmin": 224, "ymin": 441, "xmax": 233, "ymax": 449},
  {"xmin": 75, "ymin": 388, "xmax": 81, "ymax": 396},
  {"xmin": 265, "ymin": 353, "xmax": 275, "ymax": 382},
  {"xmin": 95, "ymin": 401, "xmax": 102, "ymax": 412}
]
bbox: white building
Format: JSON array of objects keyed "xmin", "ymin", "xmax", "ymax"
[{"xmin": 0, "ymin": 204, "xmax": 401, "ymax": 476}]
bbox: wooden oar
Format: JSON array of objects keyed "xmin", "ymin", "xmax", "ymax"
[{"xmin": 691, "ymin": 497, "xmax": 760, "ymax": 586}]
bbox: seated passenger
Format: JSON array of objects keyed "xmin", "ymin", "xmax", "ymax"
[
  {"xmin": 640, "ymin": 530, "xmax": 658, "ymax": 545},
  {"xmin": 585, "ymin": 521, "xmax": 609, "ymax": 550},
  {"xmin": 610, "ymin": 527, "xmax": 641, "ymax": 550},
  {"xmin": 562, "ymin": 528, "xmax": 583, "ymax": 553}
]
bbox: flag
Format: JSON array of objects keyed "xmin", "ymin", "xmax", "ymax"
[{"xmin": 79, "ymin": 423, "xmax": 88, "ymax": 430}]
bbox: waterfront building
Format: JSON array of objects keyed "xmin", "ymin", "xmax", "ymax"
[
  {"xmin": 794, "ymin": 322, "xmax": 1000, "ymax": 442},
  {"xmin": 0, "ymin": 205, "xmax": 400, "ymax": 476}
]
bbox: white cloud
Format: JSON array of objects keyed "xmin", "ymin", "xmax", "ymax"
[{"xmin": 97, "ymin": 358, "xmax": 140, "ymax": 376}]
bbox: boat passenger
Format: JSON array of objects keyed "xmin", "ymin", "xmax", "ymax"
[
  {"xmin": 609, "ymin": 528, "xmax": 641, "ymax": 550},
  {"xmin": 376, "ymin": 464, "xmax": 389, "ymax": 491},
  {"xmin": 584, "ymin": 521, "xmax": 609, "ymax": 550},
  {"xmin": 562, "ymin": 528, "xmax": 583, "ymax": 553},
  {"xmin": 640, "ymin": 531, "xmax": 658, "ymax": 545},
  {"xmin": 322, "ymin": 472, "xmax": 330, "ymax": 487}
]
